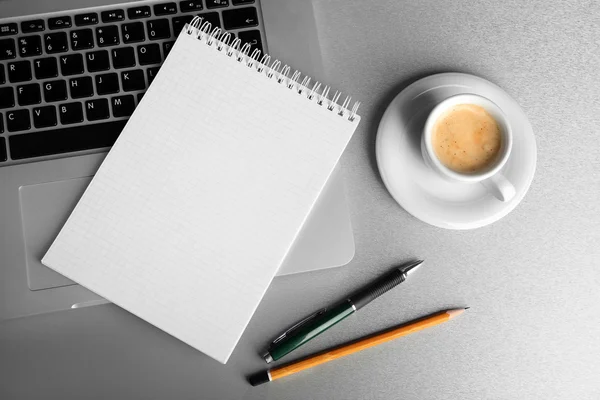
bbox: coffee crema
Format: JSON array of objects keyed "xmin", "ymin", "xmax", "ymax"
[{"xmin": 432, "ymin": 104, "xmax": 501, "ymax": 173}]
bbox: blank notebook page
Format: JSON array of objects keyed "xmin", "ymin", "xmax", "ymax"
[{"xmin": 42, "ymin": 26, "xmax": 360, "ymax": 364}]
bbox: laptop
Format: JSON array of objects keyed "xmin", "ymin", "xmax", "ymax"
[{"xmin": 0, "ymin": 0, "xmax": 355, "ymax": 321}]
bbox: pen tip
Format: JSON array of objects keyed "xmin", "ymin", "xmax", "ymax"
[
  {"xmin": 402, "ymin": 260, "xmax": 424, "ymax": 276},
  {"xmin": 465, "ymin": 307, "xmax": 470, "ymax": 310}
]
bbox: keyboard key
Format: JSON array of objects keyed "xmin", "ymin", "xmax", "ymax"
[
  {"xmin": 43, "ymin": 80, "xmax": 68, "ymax": 102},
  {"xmin": 0, "ymin": 115, "xmax": 3, "ymax": 133},
  {"xmin": 137, "ymin": 44, "xmax": 161, "ymax": 65},
  {"xmin": 0, "ymin": 38, "xmax": 16, "ymax": 60},
  {"xmin": 0, "ymin": 23, "xmax": 18, "ymax": 37},
  {"xmin": 0, "ymin": 87, "xmax": 15, "ymax": 109},
  {"xmin": 237, "ymin": 30, "xmax": 262, "ymax": 54},
  {"xmin": 71, "ymin": 29, "xmax": 94, "ymax": 50},
  {"xmin": 95, "ymin": 72, "xmax": 120, "ymax": 95},
  {"xmin": 85, "ymin": 98, "xmax": 110, "ymax": 121},
  {"xmin": 223, "ymin": 7, "xmax": 258, "ymax": 30},
  {"xmin": 128, "ymin": 6, "xmax": 151, "ymax": 19},
  {"xmin": 147, "ymin": 66, "xmax": 160, "ymax": 84},
  {"xmin": 101, "ymin": 9, "xmax": 125, "ymax": 23},
  {"xmin": 59, "ymin": 102, "xmax": 83, "ymax": 124},
  {"xmin": 111, "ymin": 95, "xmax": 135, "ymax": 117},
  {"xmin": 232, "ymin": 0, "xmax": 254, "ymax": 4},
  {"xmin": 206, "ymin": 0, "xmax": 229, "ymax": 9},
  {"xmin": 154, "ymin": 3, "xmax": 177, "ymax": 15},
  {"xmin": 111, "ymin": 47, "xmax": 136, "ymax": 69},
  {"xmin": 0, "ymin": 138, "xmax": 6, "ymax": 162},
  {"xmin": 21, "ymin": 20, "xmax": 45, "ymax": 33},
  {"xmin": 59, "ymin": 54, "xmax": 84, "ymax": 75},
  {"xmin": 0, "ymin": 65, "xmax": 4, "ymax": 83},
  {"xmin": 96, "ymin": 25, "xmax": 120, "ymax": 47},
  {"xmin": 9, "ymin": 120, "xmax": 126, "ymax": 159},
  {"xmin": 48, "ymin": 16, "xmax": 72, "ymax": 30},
  {"xmin": 121, "ymin": 69, "xmax": 145, "ymax": 91},
  {"xmin": 34, "ymin": 57, "xmax": 58, "ymax": 79},
  {"xmin": 122, "ymin": 22, "xmax": 145, "ymax": 43},
  {"xmin": 172, "ymin": 15, "xmax": 194, "ymax": 34},
  {"xmin": 6, "ymin": 109, "xmax": 30, "ymax": 132},
  {"xmin": 86, "ymin": 50, "xmax": 110, "ymax": 72},
  {"xmin": 198, "ymin": 12, "xmax": 221, "ymax": 29},
  {"xmin": 147, "ymin": 19, "xmax": 171, "ymax": 40},
  {"xmin": 18, "ymin": 35, "xmax": 42, "ymax": 57},
  {"xmin": 69, "ymin": 76, "xmax": 94, "ymax": 99},
  {"xmin": 75, "ymin": 13, "xmax": 99, "ymax": 26},
  {"xmin": 180, "ymin": 0, "xmax": 203, "ymax": 12},
  {"xmin": 17, "ymin": 83, "xmax": 41, "ymax": 105},
  {"xmin": 8, "ymin": 61, "xmax": 32, "ymax": 82},
  {"xmin": 32, "ymin": 105, "xmax": 57, "ymax": 128},
  {"xmin": 163, "ymin": 41, "xmax": 175, "ymax": 57},
  {"xmin": 44, "ymin": 32, "xmax": 69, "ymax": 54}
]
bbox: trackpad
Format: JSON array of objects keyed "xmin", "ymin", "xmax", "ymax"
[
  {"xmin": 19, "ymin": 168, "xmax": 355, "ymax": 291},
  {"xmin": 19, "ymin": 177, "xmax": 93, "ymax": 290}
]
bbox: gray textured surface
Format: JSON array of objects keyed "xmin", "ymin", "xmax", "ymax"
[{"xmin": 2, "ymin": 0, "xmax": 600, "ymax": 399}]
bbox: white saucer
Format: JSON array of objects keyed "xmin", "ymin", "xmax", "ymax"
[{"xmin": 376, "ymin": 73, "xmax": 537, "ymax": 230}]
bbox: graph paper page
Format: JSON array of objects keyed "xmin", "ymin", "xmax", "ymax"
[{"xmin": 43, "ymin": 29, "xmax": 360, "ymax": 364}]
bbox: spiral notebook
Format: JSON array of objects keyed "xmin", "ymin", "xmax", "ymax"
[{"xmin": 42, "ymin": 18, "xmax": 360, "ymax": 364}]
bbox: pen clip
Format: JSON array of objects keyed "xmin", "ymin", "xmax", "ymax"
[{"xmin": 270, "ymin": 308, "xmax": 327, "ymax": 346}]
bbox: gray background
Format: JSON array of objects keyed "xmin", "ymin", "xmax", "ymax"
[{"xmin": 2, "ymin": 0, "xmax": 600, "ymax": 399}]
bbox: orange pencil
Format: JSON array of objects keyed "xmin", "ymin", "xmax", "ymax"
[{"xmin": 249, "ymin": 308, "xmax": 467, "ymax": 386}]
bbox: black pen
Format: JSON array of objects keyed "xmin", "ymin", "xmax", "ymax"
[{"xmin": 263, "ymin": 260, "xmax": 423, "ymax": 363}]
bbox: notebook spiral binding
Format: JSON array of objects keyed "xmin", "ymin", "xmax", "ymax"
[{"xmin": 185, "ymin": 17, "xmax": 360, "ymax": 122}]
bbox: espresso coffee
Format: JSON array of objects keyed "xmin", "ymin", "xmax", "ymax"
[{"xmin": 432, "ymin": 104, "xmax": 502, "ymax": 173}]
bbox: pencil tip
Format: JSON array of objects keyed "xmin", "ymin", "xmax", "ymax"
[
  {"xmin": 465, "ymin": 307, "xmax": 470, "ymax": 310},
  {"xmin": 446, "ymin": 308, "xmax": 467, "ymax": 319}
]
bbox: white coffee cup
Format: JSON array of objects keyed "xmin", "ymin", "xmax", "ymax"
[{"xmin": 421, "ymin": 93, "xmax": 515, "ymax": 202}]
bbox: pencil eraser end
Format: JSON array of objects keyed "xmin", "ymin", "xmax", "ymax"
[{"xmin": 248, "ymin": 371, "xmax": 270, "ymax": 386}]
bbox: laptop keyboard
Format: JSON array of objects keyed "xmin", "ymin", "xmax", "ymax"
[{"xmin": 0, "ymin": 0, "xmax": 264, "ymax": 165}]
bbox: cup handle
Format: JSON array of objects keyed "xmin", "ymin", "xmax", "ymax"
[{"xmin": 481, "ymin": 173, "xmax": 516, "ymax": 202}]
